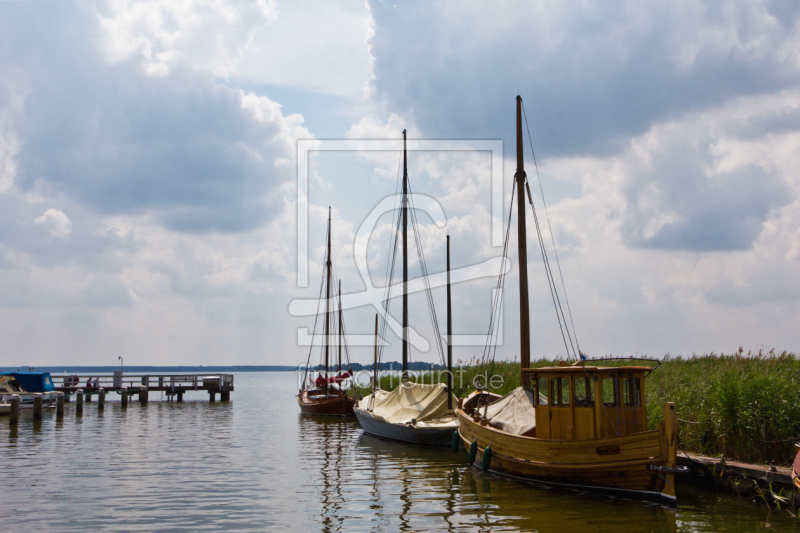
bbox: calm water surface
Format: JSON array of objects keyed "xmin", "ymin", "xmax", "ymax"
[{"xmin": 1, "ymin": 373, "xmax": 796, "ymax": 532}]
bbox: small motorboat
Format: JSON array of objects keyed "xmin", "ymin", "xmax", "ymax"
[{"xmin": 0, "ymin": 372, "xmax": 59, "ymax": 412}]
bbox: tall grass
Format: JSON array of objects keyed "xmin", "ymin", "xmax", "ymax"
[{"xmin": 357, "ymin": 351, "xmax": 800, "ymax": 465}]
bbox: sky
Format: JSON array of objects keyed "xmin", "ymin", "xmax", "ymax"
[{"xmin": 0, "ymin": 0, "xmax": 798, "ymax": 367}]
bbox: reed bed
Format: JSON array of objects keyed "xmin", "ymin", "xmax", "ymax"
[{"xmin": 356, "ymin": 350, "xmax": 800, "ymax": 465}]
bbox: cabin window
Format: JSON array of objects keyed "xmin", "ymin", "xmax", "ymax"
[
  {"xmin": 574, "ymin": 376, "xmax": 593, "ymax": 407},
  {"xmin": 602, "ymin": 376, "xmax": 618, "ymax": 407},
  {"xmin": 536, "ymin": 376, "xmax": 548, "ymax": 405},
  {"xmin": 623, "ymin": 376, "xmax": 641, "ymax": 407},
  {"xmin": 550, "ymin": 377, "xmax": 571, "ymax": 406}
]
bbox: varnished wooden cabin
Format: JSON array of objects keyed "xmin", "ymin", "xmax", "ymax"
[{"xmin": 530, "ymin": 364, "xmax": 650, "ymax": 440}]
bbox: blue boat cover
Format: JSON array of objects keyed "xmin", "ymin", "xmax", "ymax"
[{"xmin": 1, "ymin": 373, "xmax": 55, "ymax": 392}]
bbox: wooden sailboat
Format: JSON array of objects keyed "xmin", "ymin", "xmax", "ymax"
[
  {"xmin": 297, "ymin": 208, "xmax": 357, "ymax": 416},
  {"xmin": 354, "ymin": 130, "xmax": 458, "ymax": 445},
  {"xmin": 456, "ymin": 96, "xmax": 681, "ymax": 503}
]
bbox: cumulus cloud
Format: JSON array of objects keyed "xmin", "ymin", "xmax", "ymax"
[
  {"xmin": 367, "ymin": 0, "xmax": 800, "ymax": 156},
  {"xmin": 1, "ymin": 1, "xmax": 310, "ymax": 234},
  {"xmin": 617, "ymin": 93, "xmax": 796, "ymax": 251},
  {"xmin": 98, "ymin": 0, "xmax": 277, "ymax": 77},
  {"xmin": 34, "ymin": 208, "xmax": 72, "ymax": 237}
]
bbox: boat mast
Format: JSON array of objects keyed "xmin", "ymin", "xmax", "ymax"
[
  {"xmin": 373, "ymin": 314, "xmax": 378, "ymax": 390},
  {"xmin": 324, "ymin": 207, "xmax": 332, "ymax": 390},
  {"xmin": 402, "ymin": 129, "xmax": 409, "ymax": 381},
  {"xmin": 516, "ymin": 96, "xmax": 532, "ymax": 388},
  {"xmin": 338, "ymin": 279, "xmax": 342, "ymax": 376},
  {"xmin": 446, "ymin": 233, "xmax": 452, "ymax": 410}
]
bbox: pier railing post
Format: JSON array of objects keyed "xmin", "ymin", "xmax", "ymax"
[
  {"xmin": 56, "ymin": 392, "xmax": 64, "ymax": 416},
  {"xmin": 9, "ymin": 395, "xmax": 20, "ymax": 425},
  {"xmin": 98, "ymin": 388, "xmax": 105, "ymax": 410},
  {"xmin": 76, "ymin": 389, "xmax": 84, "ymax": 414},
  {"xmin": 33, "ymin": 393, "xmax": 43, "ymax": 420}
]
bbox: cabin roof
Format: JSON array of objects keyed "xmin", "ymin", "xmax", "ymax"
[{"xmin": 526, "ymin": 365, "xmax": 653, "ymax": 374}]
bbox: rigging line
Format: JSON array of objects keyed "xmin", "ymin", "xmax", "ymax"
[
  {"xmin": 483, "ymin": 180, "xmax": 516, "ymax": 366},
  {"xmin": 484, "ymin": 180, "xmax": 516, "ymax": 357},
  {"xmin": 527, "ymin": 182, "xmax": 575, "ymax": 359},
  {"xmin": 486, "ymin": 181, "xmax": 518, "ymax": 381},
  {"xmin": 303, "ymin": 232, "xmax": 332, "ymax": 388},
  {"xmin": 528, "ymin": 187, "xmax": 577, "ymax": 360},
  {"xmin": 378, "ymin": 211, "xmax": 401, "ymax": 367},
  {"xmin": 377, "ymin": 149, "xmax": 404, "ymax": 367},
  {"xmin": 521, "ymin": 100, "xmax": 582, "ymax": 354},
  {"xmin": 376, "ymin": 202, "xmax": 402, "ymax": 369},
  {"xmin": 406, "ymin": 183, "xmax": 446, "ymax": 366},
  {"xmin": 378, "ymin": 204, "xmax": 401, "ymax": 364}
]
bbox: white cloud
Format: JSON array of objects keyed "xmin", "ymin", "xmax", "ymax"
[
  {"xmin": 235, "ymin": 0, "xmax": 373, "ymax": 96},
  {"xmin": 34, "ymin": 208, "xmax": 72, "ymax": 237},
  {"xmin": 98, "ymin": 0, "xmax": 277, "ymax": 77}
]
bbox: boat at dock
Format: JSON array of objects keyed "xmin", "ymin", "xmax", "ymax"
[
  {"xmin": 354, "ymin": 130, "xmax": 458, "ymax": 445},
  {"xmin": 297, "ymin": 208, "xmax": 357, "ymax": 417},
  {"xmin": 0, "ymin": 372, "xmax": 59, "ymax": 412},
  {"xmin": 793, "ymin": 443, "xmax": 800, "ymax": 491},
  {"xmin": 456, "ymin": 96, "xmax": 681, "ymax": 503}
]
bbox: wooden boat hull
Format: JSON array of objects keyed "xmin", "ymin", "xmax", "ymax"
[
  {"xmin": 793, "ymin": 444, "xmax": 800, "ymax": 491},
  {"xmin": 456, "ymin": 405, "xmax": 678, "ymax": 503},
  {"xmin": 297, "ymin": 390, "xmax": 356, "ymax": 417},
  {"xmin": 354, "ymin": 407, "xmax": 458, "ymax": 446}
]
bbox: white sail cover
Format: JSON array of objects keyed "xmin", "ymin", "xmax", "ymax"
[
  {"xmin": 483, "ymin": 386, "xmax": 540, "ymax": 435},
  {"xmin": 357, "ymin": 383, "xmax": 457, "ymax": 428}
]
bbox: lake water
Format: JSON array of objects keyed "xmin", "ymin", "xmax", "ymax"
[{"xmin": 1, "ymin": 373, "xmax": 796, "ymax": 532}]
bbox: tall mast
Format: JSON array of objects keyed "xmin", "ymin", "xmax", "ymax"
[
  {"xmin": 324, "ymin": 207, "xmax": 332, "ymax": 388},
  {"xmin": 446, "ymin": 233, "xmax": 453, "ymax": 410},
  {"xmin": 516, "ymin": 96, "xmax": 531, "ymax": 387},
  {"xmin": 338, "ymin": 279, "xmax": 342, "ymax": 375},
  {"xmin": 401, "ymin": 129, "xmax": 409, "ymax": 380},
  {"xmin": 373, "ymin": 314, "xmax": 379, "ymax": 390}
]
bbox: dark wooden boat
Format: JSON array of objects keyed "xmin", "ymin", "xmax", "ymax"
[
  {"xmin": 456, "ymin": 96, "xmax": 681, "ymax": 503},
  {"xmin": 298, "ymin": 388, "xmax": 355, "ymax": 416},
  {"xmin": 297, "ymin": 208, "xmax": 356, "ymax": 417},
  {"xmin": 354, "ymin": 130, "xmax": 457, "ymax": 443},
  {"xmin": 793, "ymin": 443, "xmax": 800, "ymax": 491}
]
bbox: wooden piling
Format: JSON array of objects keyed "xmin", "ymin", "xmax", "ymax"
[
  {"xmin": 220, "ymin": 391, "xmax": 230, "ymax": 401},
  {"xmin": 56, "ymin": 392, "xmax": 64, "ymax": 416},
  {"xmin": 9, "ymin": 395, "xmax": 20, "ymax": 425},
  {"xmin": 121, "ymin": 387, "xmax": 128, "ymax": 407},
  {"xmin": 33, "ymin": 393, "xmax": 43, "ymax": 420},
  {"xmin": 140, "ymin": 387, "xmax": 148, "ymax": 404},
  {"xmin": 76, "ymin": 389, "xmax": 84, "ymax": 413},
  {"xmin": 98, "ymin": 388, "xmax": 105, "ymax": 410},
  {"xmin": 177, "ymin": 392, "xmax": 183, "ymax": 402},
  {"xmin": 209, "ymin": 390, "xmax": 216, "ymax": 402},
  {"xmin": 86, "ymin": 392, "xmax": 92, "ymax": 403}
]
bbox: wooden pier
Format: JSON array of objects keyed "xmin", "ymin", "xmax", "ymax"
[
  {"xmin": 51, "ymin": 373, "xmax": 234, "ymax": 402},
  {"xmin": 678, "ymin": 451, "xmax": 799, "ymax": 503}
]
